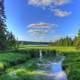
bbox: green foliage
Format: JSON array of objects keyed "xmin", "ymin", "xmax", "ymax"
[
  {"xmin": 0, "ymin": 52, "xmax": 27, "ymax": 68},
  {"xmin": 62, "ymin": 52, "xmax": 80, "ymax": 80},
  {"xmin": 0, "ymin": 0, "xmax": 16, "ymax": 51},
  {"xmin": 50, "ymin": 37, "xmax": 73, "ymax": 47},
  {"xmin": 16, "ymin": 69, "xmax": 36, "ymax": 80},
  {"xmin": 1, "ymin": 74, "xmax": 16, "ymax": 80},
  {"xmin": 49, "ymin": 29, "xmax": 80, "ymax": 48},
  {"xmin": 0, "ymin": 63, "xmax": 5, "ymax": 70},
  {"xmin": 76, "ymin": 30, "xmax": 80, "ymax": 48},
  {"xmin": 19, "ymin": 45, "xmax": 80, "ymax": 53},
  {"xmin": 0, "ymin": 0, "xmax": 7, "ymax": 50},
  {"xmin": 0, "ymin": 51, "xmax": 80, "ymax": 80},
  {"xmin": 68, "ymin": 69, "xmax": 80, "ymax": 80},
  {"xmin": 6, "ymin": 32, "xmax": 17, "ymax": 50}
]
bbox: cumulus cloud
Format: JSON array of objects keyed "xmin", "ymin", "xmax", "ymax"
[
  {"xmin": 28, "ymin": 23, "xmax": 57, "ymax": 36},
  {"xmin": 28, "ymin": 0, "xmax": 53, "ymax": 7},
  {"xmin": 27, "ymin": 0, "xmax": 71, "ymax": 17},
  {"xmin": 54, "ymin": 9, "xmax": 71, "ymax": 17},
  {"xmin": 28, "ymin": 0, "xmax": 70, "ymax": 7},
  {"xmin": 28, "ymin": 22, "xmax": 57, "ymax": 29},
  {"xmin": 53, "ymin": 0, "xmax": 70, "ymax": 6}
]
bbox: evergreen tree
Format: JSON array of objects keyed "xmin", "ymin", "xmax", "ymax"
[
  {"xmin": 51, "ymin": 36, "xmax": 73, "ymax": 46},
  {"xmin": 76, "ymin": 30, "xmax": 80, "ymax": 48},
  {"xmin": 73, "ymin": 36, "xmax": 77, "ymax": 46},
  {"xmin": 65, "ymin": 37, "xmax": 72, "ymax": 46},
  {"xmin": 0, "ymin": 0, "xmax": 7, "ymax": 50},
  {"xmin": 6, "ymin": 32, "xmax": 16, "ymax": 49},
  {"xmin": 0, "ymin": 0, "xmax": 16, "ymax": 50}
]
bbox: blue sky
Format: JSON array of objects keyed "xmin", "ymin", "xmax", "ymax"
[{"xmin": 5, "ymin": 0, "xmax": 80, "ymax": 42}]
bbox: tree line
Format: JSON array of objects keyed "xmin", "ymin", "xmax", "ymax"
[
  {"xmin": 0, "ymin": 0, "xmax": 16, "ymax": 51},
  {"xmin": 51, "ymin": 30, "xmax": 80, "ymax": 48}
]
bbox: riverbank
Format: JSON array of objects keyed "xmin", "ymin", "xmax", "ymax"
[{"xmin": 0, "ymin": 46, "xmax": 80, "ymax": 80}]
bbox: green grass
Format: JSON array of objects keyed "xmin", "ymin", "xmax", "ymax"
[
  {"xmin": 19, "ymin": 45, "xmax": 80, "ymax": 52},
  {"xmin": 0, "ymin": 45, "xmax": 80, "ymax": 80},
  {"xmin": 0, "ymin": 52, "xmax": 27, "ymax": 68}
]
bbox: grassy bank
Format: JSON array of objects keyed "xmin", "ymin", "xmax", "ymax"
[
  {"xmin": 19, "ymin": 45, "xmax": 80, "ymax": 52},
  {"xmin": 0, "ymin": 46, "xmax": 80, "ymax": 80}
]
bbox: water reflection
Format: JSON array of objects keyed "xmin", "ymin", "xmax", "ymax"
[{"xmin": 37, "ymin": 51, "xmax": 67, "ymax": 80}]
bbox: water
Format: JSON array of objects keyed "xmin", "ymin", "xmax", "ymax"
[
  {"xmin": 37, "ymin": 51, "xmax": 67, "ymax": 80},
  {"xmin": 49, "ymin": 61, "xmax": 67, "ymax": 80},
  {"xmin": 8, "ymin": 51, "xmax": 67, "ymax": 80},
  {"xmin": 39, "ymin": 50, "xmax": 43, "ymax": 61}
]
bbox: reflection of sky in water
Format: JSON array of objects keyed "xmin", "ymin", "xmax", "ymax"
[
  {"xmin": 51, "ymin": 63, "xmax": 62, "ymax": 73},
  {"xmin": 38, "ymin": 54, "xmax": 67, "ymax": 80},
  {"xmin": 60, "ymin": 77, "xmax": 66, "ymax": 80},
  {"xmin": 50, "ymin": 62, "xmax": 67, "ymax": 80}
]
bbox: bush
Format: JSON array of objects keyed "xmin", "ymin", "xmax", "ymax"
[{"xmin": 0, "ymin": 63, "xmax": 5, "ymax": 74}]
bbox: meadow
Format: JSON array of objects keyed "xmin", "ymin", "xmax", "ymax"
[
  {"xmin": 19, "ymin": 45, "xmax": 80, "ymax": 52},
  {"xmin": 0, "ymin": 45, "xmax": 80, "ymax": 80}
]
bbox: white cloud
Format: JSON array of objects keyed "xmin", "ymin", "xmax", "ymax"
[
  {"xmin": 28, "ymin": 0, "xmax": 53, "ymax": 7},
  {"xmin": 28, "ymin": 0, "xmax": 51, "ymax": 11},
  {"xmin": 27, "ymin": 22, "xmax": 57, "ymax": 35},
  {"xmin": 54, "ymin": 9, "xmax": 71, "ymax": 17},
  {"xmin": 28, "ymin": 0, "xmax": 71, "ymax": 7},
  {"xmin": 28, "ymin": 22, "xmax": 57, "ymax": 29},
  {"xmin": 53, "ymin": 0, "xmax": 70, "ymax": 6},
  {"xmin": 27, "ymin": 0, "xmax": 71, "ymax": 17}
]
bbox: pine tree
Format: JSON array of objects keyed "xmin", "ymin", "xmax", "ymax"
[
  {"xmin": 0, "ymin": 0, "xmax": 7, "ymax": 50},
  {"xmin": 76, "ymin": 30, "xmax": 80, "ymax": 48},
  {"xmin": 0, "ymin": 0, "xmax": 16, "ymax": 50},
  {"xmin": 73, "ymin": 36, "xmax": 77, "ymax": 46},
  {"xmin": 6, "ymin": 32, "xmax": 16, "ymax": 49}
]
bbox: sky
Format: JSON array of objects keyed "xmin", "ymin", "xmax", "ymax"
[{"xmin": 5, "ymin": 0, "xmax": 80, "ymax": 42}]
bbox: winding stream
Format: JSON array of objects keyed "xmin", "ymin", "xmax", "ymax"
[{"xmin": 37, "ymin": 50, "xmax": 67, "ymax": 80}]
